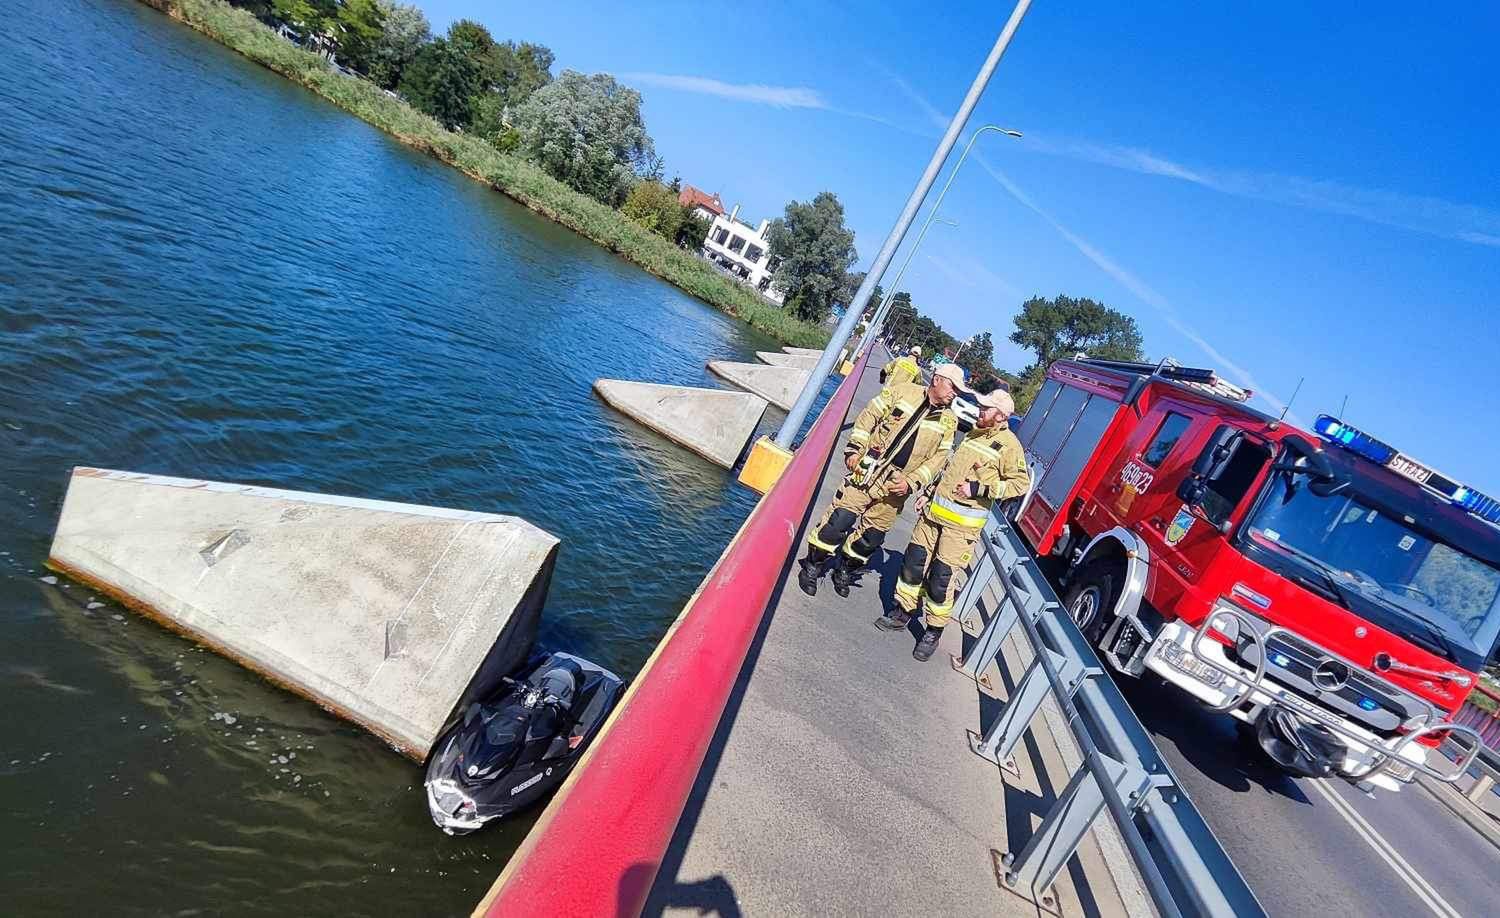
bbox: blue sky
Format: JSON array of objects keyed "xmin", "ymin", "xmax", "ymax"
[{"xmin": 425, "ymin": 1, "xmax": 1499, "ymax": 493}]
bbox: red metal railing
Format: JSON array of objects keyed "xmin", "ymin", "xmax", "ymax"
[
  {"xmin": 474, "ymin": 350, "xmax": 872, "ymax": 918},
  {"xmin": 1454, "ymin": 683, "xmax": 1500, "ymax": 752}
]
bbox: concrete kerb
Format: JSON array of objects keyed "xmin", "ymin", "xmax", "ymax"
[{"xmin": 1415, "ymin": 773, "xmax": 1500, "ymax": 854}]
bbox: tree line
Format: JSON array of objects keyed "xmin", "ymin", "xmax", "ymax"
[
  {"xmin": 229, "ymin": 3, "xmax": 864, "ymax": 322},
  {"xmin": 236, "ymin": 2, "xmax": 662, "ymax": 207},
  {"xmin": 236, "ymin": 1, "xmax": 853, "ymax": 307},
  {"xmin": 883, "ymin": 293, "xmax": 1144, "ymax": 409},
  {"xmin": 234, "ymin": 3, "xmax": 1146, "ymax": 403},
  {"xmin": 756, "ymin": 200, "xmax": 1147, "ymax": 410}
]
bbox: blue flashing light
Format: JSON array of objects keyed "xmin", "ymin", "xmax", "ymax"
[
  {"xmin": 1270, "ymin": 652, "xmax": 1292, "ymax": 668},
  {"xmin": 1312, "ymin": 415, "xmax": 1396, "ymax": 464},
  {"xmin": 1357, "ymin": 698, "xmax": 1380, "ymax": 712},
  {"xmin": 1456, "ymin": 487, "xmax": 1500, "ymax": 525}
]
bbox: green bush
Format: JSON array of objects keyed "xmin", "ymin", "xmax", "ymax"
[{"xmin": 146, "ymin": 0, "xmax": 830, "ymax": 348}]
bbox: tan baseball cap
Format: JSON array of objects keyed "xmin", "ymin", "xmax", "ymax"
[
  {"xmin": 976, "ymin": 389, "xmax": 1015, "ymax": 414},
  {"xmin": 932, "ymin": 363, "xmax": 966, "ymax": 385}
]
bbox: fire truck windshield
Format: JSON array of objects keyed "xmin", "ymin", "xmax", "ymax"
[{"xmin": 1244, "ymin": 469, "xmax": 1500, "ymax": 672}]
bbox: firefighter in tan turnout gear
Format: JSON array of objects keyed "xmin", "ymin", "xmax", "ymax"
[
  {"xmin": 880, "ymin": 345, "xmax": 923, "ymax": 387},
  {"xmin": 878, "ymin": 388, "xmax": 1030, "ymax": 662},
  {"xmin": 796, "ymin": 363, "xmax": 966, "ymax": 598}
]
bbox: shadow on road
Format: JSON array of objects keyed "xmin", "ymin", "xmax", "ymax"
[
  {"xmin": 636, "ymin": 862, "xmax": 741, "ymax": 918},
  {"xmin": 1121, "ymin": 676, "xmax": 1312, "ymax": 804}
]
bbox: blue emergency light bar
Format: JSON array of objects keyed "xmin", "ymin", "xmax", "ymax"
[
  {"xmin": 1455, "ymin": 486, "xmax": 1500, "ymax": 522},
  {"xmin": 1313, "ymin": 415, "xmax": 1500, "ymax": 525},
  {"xmin": 1312, "ymin": 416, "xmax": 1396, "ymax": 464}
]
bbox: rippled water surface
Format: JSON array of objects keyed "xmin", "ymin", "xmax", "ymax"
[{"xmin": 0, "ymin": 2, "xmax": 832, "ymax": 913}]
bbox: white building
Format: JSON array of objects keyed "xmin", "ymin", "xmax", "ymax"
[{"xmin": 702, "ymin": 204, "xmax": 784, "ymax": 304}]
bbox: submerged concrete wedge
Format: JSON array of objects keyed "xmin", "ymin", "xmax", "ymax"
[
  {"xmin": 706, "ymin": 360, "xmax": 809, "ymax": 411},
  {"xmin": 756, "ymin": 351, "xmax": 819, "ymax": 371},
  {"xmin": 594, "ymin": 379, "xmax": 766, "ymax": 468},
  {"xmin": 48, "ymin": 468, "xmax": 558, "ymax": 761}
]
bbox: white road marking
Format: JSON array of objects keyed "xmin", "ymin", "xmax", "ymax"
[{"xmin": 1306, "ymin": 777, "xmax": 1462, "ymax": 918}]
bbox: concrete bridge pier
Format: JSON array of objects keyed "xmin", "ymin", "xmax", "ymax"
[
  {"xmin": 47, "ymin": 468, "xmax": 558, "ymax": 760},
  {"xmin": 705, "ymin": 360, "xmax": 809, "ymax": 411},
  {"xmin": 594, "ymin": 380, "xmax": 767, "ymax": 468}
]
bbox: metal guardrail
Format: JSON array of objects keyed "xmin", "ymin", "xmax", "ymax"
[
  {"xmin": 1438, "ymin": 735, "xmax": 1500, "ymax": 804},
  {"xmin": 949, "ymin": 513, "xmax": 1266, "ymax": 918},
  {"xmin": 1453, "ymin": 689, "xmax": 1500, "ymax": 751}
]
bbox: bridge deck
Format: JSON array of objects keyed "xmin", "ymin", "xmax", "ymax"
[{"xmin": 645, "ymin": 354, "xmax": 1142, "ymax": 917}]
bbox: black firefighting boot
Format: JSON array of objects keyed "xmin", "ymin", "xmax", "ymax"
[
  {"xmin": 830, "ymin": 556, "xmax": 863, "ymax": 598},
  {"xmin": 874, "ymin": 607, "xmax": 912, "ymax": 632},
  {"xmin": 912, "ymin": 626, "xmax": 944, "ymax": 662},
  {"xmin": 796, "ymin": 557, "xmax": 823, "ymax": 597}
]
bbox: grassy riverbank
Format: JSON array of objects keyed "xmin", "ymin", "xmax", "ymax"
[{"xmin": 138, "ymin": 0, "xmax": 829, "ymax": 348}]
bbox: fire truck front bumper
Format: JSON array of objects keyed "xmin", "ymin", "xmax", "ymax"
[{"xmin": 1143, "ymin": 621, "xmax": 1425, "ymax": 792}]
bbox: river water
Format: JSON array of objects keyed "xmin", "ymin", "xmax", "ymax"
[{"xmin": 0, "ymin": 2, "xmax": 831, "ymax": 913}]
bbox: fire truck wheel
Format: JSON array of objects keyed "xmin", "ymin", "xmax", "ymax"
[{"xmin": 1063, "ymin": 561, "xmax": 1119, "ymax": 646}]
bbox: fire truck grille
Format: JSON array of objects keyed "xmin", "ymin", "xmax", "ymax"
[{"xmin": 1250, "ymin": 632, "xmax": 1425, "ymax": 735}]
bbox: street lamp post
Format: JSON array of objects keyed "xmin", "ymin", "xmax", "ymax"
[
  {"xmin": 764, "ymin": 0, "xmax": 1035, "ymax": 456},
  {"xmin": 861, "ymin": 125, "xmax": 1023, "ymax": 347},
  {"xmin": 880, "ymin": 302, "xmax": 915, "ymax": 348},
  {"xmin": 864, "ymin": 215, "xmax": 958, "ymax": 345}
]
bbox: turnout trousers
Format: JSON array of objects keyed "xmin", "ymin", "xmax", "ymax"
[
  {"xmin": 805, "ymin": 481, "xmax": 909, "ymax": 569},
  {"xmin": 894, "ymin": 514, "xmax": 982, "ymax": 628}
]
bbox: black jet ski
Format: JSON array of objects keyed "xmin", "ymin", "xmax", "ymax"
[{"xmin": 424, "ymin": 651, "xmax": 624, "ymax": 835}]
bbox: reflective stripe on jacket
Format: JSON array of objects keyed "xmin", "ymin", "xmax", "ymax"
[
  {"xmin": 927, "ymin": 495, "xmax": 989, "ymax": 528},
  {"xmin": 927, "ymin": 425, "xmax": 1029, "ymax": 521}
]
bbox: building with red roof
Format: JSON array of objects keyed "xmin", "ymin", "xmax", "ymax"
[{"xmin": 678, "ymin": 186, "xmax": 725, "ymax": 221}]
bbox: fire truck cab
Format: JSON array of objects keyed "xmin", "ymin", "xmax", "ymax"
[{"xmin": 1013, "ymin": 358, "xmax": 1500, "ymax": 793}]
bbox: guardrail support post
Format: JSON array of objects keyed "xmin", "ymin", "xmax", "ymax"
[
  {"xmin": 953, "ymin": 589, "xmax": 1017, "ymax": 682},
  {"xmin": 970, "ymin": 648, "xmax": 1082, "ymax": 768},
  {"xmin": 1467, "ymin": 772, "xmax": 1495, "ymax": 803},
  {"xmin": 1000, "ymin": 752, "xmax": 1152, "ymax": 905}
]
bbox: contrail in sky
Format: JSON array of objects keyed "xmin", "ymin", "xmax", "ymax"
[{"xmin": 883, "ymin": 69, "xmax": 1295, "ymax": 417}]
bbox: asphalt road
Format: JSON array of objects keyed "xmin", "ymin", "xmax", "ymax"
[{"xmin": 1122, "ymin": 676, "xmax": 1498, "ymax": 917}]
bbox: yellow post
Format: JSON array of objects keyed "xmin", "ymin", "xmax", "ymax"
[
  {"xmin": 837, "ymin": 345, "xmax": 856, "ymax": 376},
  {"xmin": 738, "ymin": 436, "xmax": 794, "ymax": 494}
]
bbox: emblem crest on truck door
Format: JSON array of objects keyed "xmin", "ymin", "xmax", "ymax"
[{"xmin": 1165, "ymin": 505, "xmax": 1196, "ymax": 546}]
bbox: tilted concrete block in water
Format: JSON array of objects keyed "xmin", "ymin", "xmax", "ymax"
[
  {"xmin": 47, "ymin": 468, "xmax": 558, "ymax": 761},
  {"xmin": 706, "ymin": 360, "xmax": 809, "ymax": 411},
  {"xmin": 594, "ymin": 379, "xmax": 767, "ymax": 468},
  {"xmin": 782, "ymin": 346, "xmax": 824, "ymax": 358},
  {"xmin": 755, "ymin": 350, "xmax": 819, "ymax": 371}
]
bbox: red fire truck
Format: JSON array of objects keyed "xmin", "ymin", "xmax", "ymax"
[{"xmin": 1012, "ymin": 358, "xmax": 1500, "ymax": 792}]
